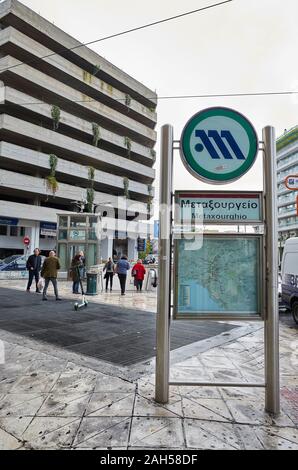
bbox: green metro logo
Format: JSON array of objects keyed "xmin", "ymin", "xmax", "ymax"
[{"xmin": 180, "ymin": 107, "xmax": 259, "ymax": 183}]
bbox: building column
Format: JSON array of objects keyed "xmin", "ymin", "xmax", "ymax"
[
  {"xmin": 100, "ymin": 234, "xmax": 114, "ymax": 261},
  {"xmin": 33, "ymin": 196, "xmax": 40, "ymax": 206},
  {"xmin": 128, "ymin": 237, "xmax": 137, "ymax": 262},
  {"xmin": 25, "ymin": 222, "xmax": 40, "ymax": 256}
]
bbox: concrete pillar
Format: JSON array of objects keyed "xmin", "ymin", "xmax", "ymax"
[
  {"xmin": 25, "ymin": 221, "xmax": 40, "ymax": 256},
  {"xmin": 128, "ymin": 237, "xmax": 137, "ymax": 262},
  {"xmin": 33, "ymin": 196, "xmax": 40, "ymax": 206},
  {"xmin": 100, "ymin": 236, "xmax": 113, "ymax": 261}
]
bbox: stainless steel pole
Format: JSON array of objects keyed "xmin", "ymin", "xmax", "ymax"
[
  {"xmin": 263, "ymin": 126, "xmax": 280, "ymax": 415},
  {"xmin": 155, "ymin": 124, "xmax": 173, "ymax": 404}
]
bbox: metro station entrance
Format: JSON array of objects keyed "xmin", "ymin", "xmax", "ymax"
[
  {"xmin": 155, "ymin": 108, "xmax": 280, "ymax": 415},
  {"xmin": 56, "ymin": 213, "xmax": 101, "ymax": 272}
]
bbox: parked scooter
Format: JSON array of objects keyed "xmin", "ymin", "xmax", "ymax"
[{"xmin": 74, "ymin": 266, "xmax": 88, "ymax": 311}]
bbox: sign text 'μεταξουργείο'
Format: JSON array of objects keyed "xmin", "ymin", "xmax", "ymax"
[{"xmin": 177, "ymin": 193, "xmax": 262, "ymax": 224}]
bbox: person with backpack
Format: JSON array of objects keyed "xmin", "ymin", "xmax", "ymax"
[
  {"xmin": 103, "ymin": 257, "xmax": 115, "ymax": 292},
  {"xmin": 26, "ymin": 248, "xmax": 42, "ymax": 293},
  {"xmin": 132, "ymin": 259, "xmax": 146, "ymax": 292}
]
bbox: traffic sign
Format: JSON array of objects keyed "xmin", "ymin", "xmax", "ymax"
[
  {"xmin": 285, "ymin": 175, "xmax": 298, "ymax": 190},
  {"xmin": 23, "ymin": 236, "xmax": 30, "ymax": 246},
  {"xmin": 180, "ymin": 107, "xmax": 258, "ymax": 184}
]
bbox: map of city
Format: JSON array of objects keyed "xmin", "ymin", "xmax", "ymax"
[{"xmin": 176, "ymin": 236, "xmax": 260, "ymax": 316}]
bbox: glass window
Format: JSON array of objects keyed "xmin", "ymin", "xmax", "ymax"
[
  {"xmin": 88, "ymin": 229, "xmax": 98, "ymax": 240},
  {"xmin": 278, "ymin": 204, "xmax": 296, "ymax": 214},
  {"xmin": 87, "ymin": 244, "xmax": 97, "ymax": 267},
  {"xmin": 15, "ymin": 256, "xmax": 26, "ymax": 268},
  {"xmin": 5, "ymin": 256, "xmax": 26, "ymax": 271},
  {"xmin": 0, "ymin": 226, "xmax": 7, "ymax": 236},
  {"xmin": 69, "ymin": 229, "xmax": 86, "ymax": 241},
  {"xmin": 58, "ymin": 244, "xmax": 67, "ymax": 271},
  {"xmin": 279, "ymin": 215, "xmax": 298, "ymax": 227},
  {"xmin": 20, "ymin": 227, "xmax": 25, "ymax": 237},
  {"xmin": 10, "ymin": 226, "xmax": 18, "ymax": 237},
  {"xmin": 59, "ymin": 230, "xmax": 68, "ymax": 240},
  {"xmin": 69, "ymin": 245, "xmax": 86, "ymax": 263},
  {"xmin": 59, "ymin": 216, "xmax": 68, "ymax": 228},
  {"xmin": 70, "ymin": 216, "xmax": 87, "ymax": 228},
  {"xmin": 2, "ymin": 255, "xmax": 19, "ymax": 264},
  {"xmin": 89, "ymin": 216, "xmax": 98, "ymax": 228}
]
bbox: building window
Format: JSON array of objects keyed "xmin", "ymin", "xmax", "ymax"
[
  {"xmin": 0, "ymin": 226, "xmax": 7, "ymax": 236},
  {"xmin": 59, "ymin": 216, "xmax": 68, "ymax": 228},
  {"xmin": 58, "ymin": 230, "xmax": 68, "ymax": 240},
  {"xmin": 10, "ymin": 226, "xmax": 18, "ymax": 237},
  {"xmin": 70, "ymin": 216, "xmax": 87, "ymax": 228},
  {"xmin": 20, "ymin": 227, "xmax": 25, "ymax": 237}
]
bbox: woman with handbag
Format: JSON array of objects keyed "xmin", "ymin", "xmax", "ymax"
[
  {"xmin": 70, "ymin": 254, "xmax": 84, "ymax": 294},
  {"xmin": 103, "ymin": 257, "xmax": 115, "ymax": 292},
  {"xmin": 132, "ymin": 259, "xmax": 146, "ymax": 292}
]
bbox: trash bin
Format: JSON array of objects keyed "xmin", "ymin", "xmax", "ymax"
[{"xmin": 86, "ymin": 272, "xmax": 98, "ymax": 296}]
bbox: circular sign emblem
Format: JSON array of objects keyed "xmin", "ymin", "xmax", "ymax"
[
  {"xmin": 23, "ymin": 236, "xmax": 30, "ymax": 246},
  {"xmin": 180, "ymin": 107, "xmax": 258, "ymax": 184},
  {"xmin": 285, "ymin": 175, "xmax": 298, "ymax": 191}
]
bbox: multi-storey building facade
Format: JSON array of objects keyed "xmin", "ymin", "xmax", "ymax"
[
  {"xmin": 0, "ymin": 0, "xmax": 157, "ymax": 267},
  {"xmin": 276, "ymin": 126, "xmax": 298, "ymax": 254}
]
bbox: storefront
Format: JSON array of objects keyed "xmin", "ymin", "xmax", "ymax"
[{"xmin": 0, "ymin": 215, "xmax": 57, "ymax": 259}]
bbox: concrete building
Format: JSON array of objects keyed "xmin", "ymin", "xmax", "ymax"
[
  {"xmin": 0, "ymin": 0, "xmax": 157, "ymax": 267},
  {"xmin": 276, "ymin": 126, "xmax": 298, "ymax": 254}
]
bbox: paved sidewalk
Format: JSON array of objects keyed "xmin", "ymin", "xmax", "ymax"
[
  {"xmin": 0, "ymin": 285, "xmax": 237, "ymax": 367},
  {"xmin": 0, "ymin": 279, "xmax": 157, "ymax": 313},
  {"xmin": 0, "ymin": 315, "xmax": 297, "ymax": 450}
]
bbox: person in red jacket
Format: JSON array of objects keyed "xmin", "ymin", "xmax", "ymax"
[{"xmin": 132, "ymin": 259, "xmax": 146, "ymax": 292}]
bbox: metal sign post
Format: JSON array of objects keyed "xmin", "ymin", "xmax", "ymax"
[
  {"xmin": 263, "ymin": 126, "xmax": 280, "ymax": 415},
  {"xmin": 155, "ymin": 124, "xmax": 173, "ymax": 404},
  {"xmin": 155, "ymin": 110, "xmax": 280, "ymax": 416}
]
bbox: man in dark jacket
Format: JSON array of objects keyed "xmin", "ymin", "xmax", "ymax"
[
  {"xmin": 116, "ymin": 255, "xmax": 130, "ymax": 296},
  {"xmin": 41, "ymin": 251, "xmax": 62, "ymax": 301},
  {"xmin": 26, "ymin": 248, "xmax": 42, "ymax": 293}
]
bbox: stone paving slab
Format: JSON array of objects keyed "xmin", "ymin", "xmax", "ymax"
[
  {"xmin": 0, "ymin": 318, "xmax": 297, "ymax": 450},
  {"xmin": 0, "ymin": 286, "xmax": 238, "ymax": 367},
  {"xmin": 0, "ymin": 282, "xmax": 297, "ymax": 450}
]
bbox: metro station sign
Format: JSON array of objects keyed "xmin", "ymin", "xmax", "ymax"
[
  {"xmin": 175, "ymin": 191, "xmax": 263, "ymax": 224},
  {"xmin": 180, "ymin": 107, "xmax": 258, "ymax": 184},
  {"xmin": 285, "ymin": 175, "xmax": 298, "ymax": 190}
]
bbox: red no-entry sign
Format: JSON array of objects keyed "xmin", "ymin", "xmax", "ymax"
[{"xmin": 23, "ymin": 236, "xmax": 30, "ymax": 246}]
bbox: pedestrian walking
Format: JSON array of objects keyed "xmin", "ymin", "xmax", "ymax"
[
  {"xmin": 78, "ymin": 251, "xmax": 86, "ymax": 278},
  {"xmin": 132, "ymin": 259, "xmax": 146, "ymax": 292},
  {"xmin": 41, "ymin": 251, "xmax": 62, "ymax": 301},
  {"xmin": 115, "ymin": 255, "xmax": 130, "ymax": 295},
  {"xmin": 103, "ymin": 257, "xmax": 115, "ymax": 292},
  {"xmin": 26, "ymin": 248, "xmax": 42, "ymax": 293},
  {"xmin": 70, "ymin": 253, "xmax": 84, "ymax": 294}
]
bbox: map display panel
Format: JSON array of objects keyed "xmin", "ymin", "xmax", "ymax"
[{"xmin": 174, "ymin": 235, "xmax": 262, "ymax": 319}]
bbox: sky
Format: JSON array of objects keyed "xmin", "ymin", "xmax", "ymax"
[{"xmin": 19, "ymin": 0, "xmax": 298, "ymax": 207}]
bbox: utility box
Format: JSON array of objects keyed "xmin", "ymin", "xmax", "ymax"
[{"xmin": 86, "ymin": 272, "xmax": 98, "ymax": 296}]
